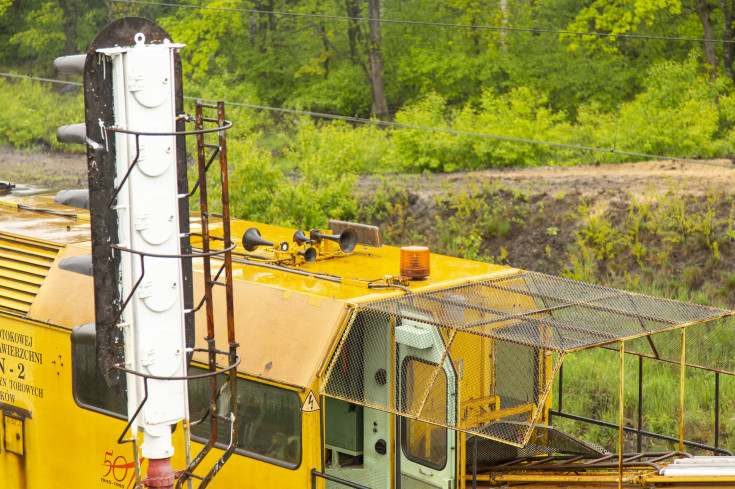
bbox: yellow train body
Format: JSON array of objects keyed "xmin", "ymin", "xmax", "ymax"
[{"xmin": 3, "ymin": 188, "xmax": 735, "ymax": 489}]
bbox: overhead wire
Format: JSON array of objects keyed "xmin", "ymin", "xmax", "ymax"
[
  {"xmin": 1, "ymin": 71, "xmax": 732, "ymax": 169},
  {"xmin": 110, "ymin": 0, "xmax": 735, "ymax": 44}
]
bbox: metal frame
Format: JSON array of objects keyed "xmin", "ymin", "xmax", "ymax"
[{"xmin": 549, "ymin": 354, "xmax": 733, "ymax": 456}]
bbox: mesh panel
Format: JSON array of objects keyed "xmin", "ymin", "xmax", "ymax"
[
  {"xmin": 610, "ymin": 315, "xmax": 735, "ymax": 375},
  {"xmin": 467, "ymin": 423, "xmax": 609, "ymax": 469},
  {"xmin": 321, "ymin": 271, "xmax": 733, "ymax": 447}
]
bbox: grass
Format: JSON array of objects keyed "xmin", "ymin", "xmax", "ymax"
[{"xmin": 555, "ymin": 348, "xmax": 735, "ymax": 453}]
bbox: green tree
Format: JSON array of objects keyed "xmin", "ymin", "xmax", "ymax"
[
  {"xmin": 565, "ymin": 0, "xmax": 735, "ymax": 81},
  {"xmin": 0, "ymin": 0, "xmax": 107, "ymax": 67}
]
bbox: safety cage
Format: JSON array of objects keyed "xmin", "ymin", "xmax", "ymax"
[{"xmin": 321, "ymin": 270, "xmax": 735, "ymax": 449}]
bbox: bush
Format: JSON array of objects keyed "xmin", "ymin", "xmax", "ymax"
[
  {"xmin": 285, "ymin": 117, "xmax": 390, "ymax": 174},
  {"xmin": 572, "ymin": 53, "xmax": 735, "ymax": 161},
  {"xmin": 387, "ymin": 88, "xmax": 575, "ymax": 172},
  {"xmin": 227, "ymin": 120, "xmax": 364, "ymax": 229},
  {"xmin": 0, "ymin": 77, "xmax": 83, "ymax": 150}
]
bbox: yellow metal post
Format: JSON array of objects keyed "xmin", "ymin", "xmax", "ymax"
[
  {"xmin": 619, "ymin": 341, "xmax": 624, "ymax": 489},
  {"xmin": 680, "ymin": 327, "xmax": 686, "ymax": 452}
]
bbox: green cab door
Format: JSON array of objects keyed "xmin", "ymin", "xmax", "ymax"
[{"xmin": 396, "ymin": 318, "xmax": 456, "ymax": 489}]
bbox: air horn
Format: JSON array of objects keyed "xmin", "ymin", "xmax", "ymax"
[
  {"xmin": 293, "ymin": 229, "xmax": 310, "ymax": 245},
  {"xmin": 298, "ymin": 247, "xmax": 317, "ymax": 263},
  {"xmin": 309, "ymin": 228, "xmax": 358, "ymax": 253},
  {"xmin": 241, "ymin": 227, "xmax": 289, "ymax": 252}
]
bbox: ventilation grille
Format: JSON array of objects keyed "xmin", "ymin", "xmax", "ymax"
[{"xmin": 0, "ymin": 233, "xmax": 61, "ymax": 314}]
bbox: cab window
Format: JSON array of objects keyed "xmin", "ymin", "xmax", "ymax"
[
  {"xmin": 401, "ymin": 357, "xmax": 448, "ymax": 469},
  {"xmin": 188, "ymin": 366, "xmax": 302, "ymax": 468},
  {"xmin": 71, "ymin": 323, "xmax": 127, "ymax": 418}
]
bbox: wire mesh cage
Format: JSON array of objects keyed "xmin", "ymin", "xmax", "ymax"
[{"xmin": 321, "ymin": 271, "xmax": 733, "ymax": 447}]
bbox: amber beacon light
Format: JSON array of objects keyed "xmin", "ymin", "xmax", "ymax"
[{"xmin": 400, "ymin": 245, "xmax": 430, "ymax": 279}]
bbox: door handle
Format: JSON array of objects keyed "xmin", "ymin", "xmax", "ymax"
[{"xmin": 419, "ymin": 467, "xmax": 434, "ymax": 477}]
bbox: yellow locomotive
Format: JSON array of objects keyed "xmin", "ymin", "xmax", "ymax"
[{"xmin": 2, "ymin": 16, "xmax": 735, "ymax": 489}]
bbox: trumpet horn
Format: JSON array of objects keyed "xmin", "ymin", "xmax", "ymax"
[
  {"xmin": 293, "ymin": 229, "xmax": 310, "ymax": 244},
  {"xmin": 242, "ymin": 227, "xmax": 290, "ymax": 252},
  {"xmin": 299, "ymin": 247, "xmax": 317, "ymax": 263},
  {"xmin": 310, "ymin": 228, "xmax": 358, "ymax": 253}
]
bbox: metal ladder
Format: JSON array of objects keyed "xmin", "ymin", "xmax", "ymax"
[{"xmin": 176, "ymin": 100, "xmax": 239, "ymax": 489}]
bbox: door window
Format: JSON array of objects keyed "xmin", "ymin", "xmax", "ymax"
[{"xmin": 401, "ymin": 357, "xmax": 447, "ymax": 470}]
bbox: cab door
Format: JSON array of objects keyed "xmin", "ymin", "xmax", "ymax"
[{"xmin": 396, "ymin": 318, "xmax": 456, "ymax": 489}]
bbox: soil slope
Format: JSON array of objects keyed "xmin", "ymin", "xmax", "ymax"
[{"xmin": 3, "ymin": 146, "xmax": 735, "ymax": 299}]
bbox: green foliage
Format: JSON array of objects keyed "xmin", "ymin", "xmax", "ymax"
[
  {"xmin": 227, "ymin": 135, "xmax": 291, "ymax": 224},
  {"xmin": 388, "ymin": 88, "xmax": 574, "ymax": 172},
  {"xmin": 386, "ymin": 92, "xmax": 461, "ymax": 172},
  {"xmin": 287, "ymin": 64, "xmax": 372, "ymax": 117},
  {"xmin": 573, "ymin": 54, "xmax": 735, "ymax": 162},
  {"xmin": 0, "ymin": 78, "xmax": 83, "ymax": 150},
  {"xmin": 0, "ymin": 0, "xmax": 108, "ymax": 67},
  {"xmin": 560, "ymin": 180, "xmax": 733, "ymax": 304},
  {"xmin": 159, "ymin": 0, "xmax": 247, "ymax": 84},
  {"xmin": 457, "ymin": 87, "xmax": 575, "ymax": 166},
  {"xmin": 565, "ymin": 0, "xmax": 683, "ymax": 53},
  {"xmin": 284, "ymin": 117, "xmax": 389, "ymax": 175},
  {"xmin": 430, "ymin": 181, "xmax": 534, "ymax": 262},
  {"xmin": 555, "ymin": 347, "xmax": 735, "ymax": 452},
  {"xmin": 226, "ymin": 120, "xmax": 365, "ymax": 229},
  {"xmin": 9, "ymin": 2, "xmax": 66, "ymax": 62}
]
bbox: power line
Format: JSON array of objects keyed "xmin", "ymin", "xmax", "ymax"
[
  {"xmin": 0, "ymin": 72, "xmax": 82, "ymax": 87},
  {"xmin": 111, "ymin": 0, "xmax": 735, "ymax": 44},
  {"xmin": 188, "ymin": 97, "xmax": 733, "ymax": 169},
  {"xmin": 2, "ymin": 72, "xmax": 732, "ymax": 169}
]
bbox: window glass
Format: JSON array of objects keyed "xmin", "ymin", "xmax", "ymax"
[
  {"xmin": 402, "ymin": 358, "xmax": 447, "ymax": 469},
  {"xmin": 189, "ymin": 366, "xmax": 302, "ymax": 467},
  {"xmin": 71, "ymin": 342, "xmax": 127, "ymax": 418}
]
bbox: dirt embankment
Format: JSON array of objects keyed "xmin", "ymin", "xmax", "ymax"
[
  {"xmin": 360, "ymin": 160, "xmax": 735, "ymax": 290},
  {"xmin": 3, "ymin": 145, "xmax": 731, "ymax": 198},
  {"xmin": 0, "ymin": 146, "xmax": 88, "ymax": 188},
  {"xmin": 3, "ymin": 146, "xmax": 735, "ymax": 293}
]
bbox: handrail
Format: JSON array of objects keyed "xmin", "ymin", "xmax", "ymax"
[
  {"xmin": 548, "ymin": 410, "xmax": 733, "ymax": 456},
  {"xmin": 311, "ymin": 469, "xmax": 372, "ymax": 489}
]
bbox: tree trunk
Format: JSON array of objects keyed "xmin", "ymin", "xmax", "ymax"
[
  {"xmin": 366, "ymin": 0, "xmax": 390, "ymax": 120},
  {"xmin": 316, "ymin": 22, "xmax": 331, "ymax": 76},
  {"xmin": 694, "ymin": 0, "xmax": 718, "ymax": 80},
  {"xmin": 500, "ymin": 0, "xmax": 508, "ymax": 49},
  {"xmin": 58, "ymin": 0, "xmax": 78, "ymax": 55},
  {"xmin": 722, "ymin": 0, "xmax": 734, "ymax": 81},
  {"xmin": 267, "ymin": 0, "xmax": 276, "ymax": 32},
  {"xmin": 345, "ymin": 0, "xmax": 362, "ymax": 58},
  {"xmin": 12, "ymin": 0, "xmax": 21, "ymax": 33}
]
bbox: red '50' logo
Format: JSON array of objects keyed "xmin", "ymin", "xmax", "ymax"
[{"xmin": 102, "ymin": 451, "xmax": 135, "ymax": 484}]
